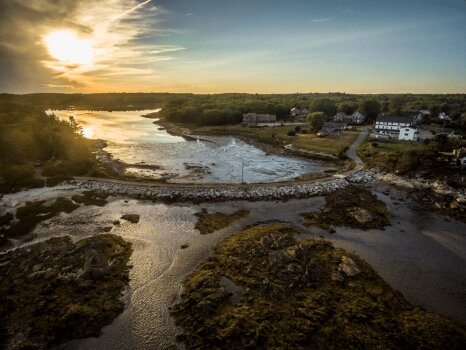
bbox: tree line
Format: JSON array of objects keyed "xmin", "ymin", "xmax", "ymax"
[
  {"xmin": 1, "ymin": 92, "xmax": 465, "ymax": 128},
  {"xmin": 0, "ymin": 103, "xmax": 99, "ymax": 192}
]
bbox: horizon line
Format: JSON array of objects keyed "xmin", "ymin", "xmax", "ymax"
[{"xmin": 2, "ymin": 91, "xmax": 466, "ymax": 96}]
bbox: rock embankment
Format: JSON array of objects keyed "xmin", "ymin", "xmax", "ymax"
[
  {"xmin": 68, "ymin": 171, "xmax": 375, "ymax": 202},
  {"xmin": 376, "ymin": 172, "xmax": 466, "ymax": 221}
]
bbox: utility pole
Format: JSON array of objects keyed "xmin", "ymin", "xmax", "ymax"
[{"xmin": 241, "ymin": 161, "xmax": 244, "ymax": 184}]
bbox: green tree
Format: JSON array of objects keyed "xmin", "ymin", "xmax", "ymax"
[
  {"xmin": 359, "ymin": 99, "xmax": 381, "ymax": 121},
  {"xmin": 338, "ymin": 103, "xmax": 356, "ymax": 115},
  {"xmin": 389, "ymin": 96, "xmax": 406, "ymax": 115},
  {"xmin": 459, "ymin": 113, "xmax": 466, "ymax": 129},
  {"xmin": 307, "ymin": 112, "xmax": 326, "ymax": 131},
  {"xmin": 310, "ymin": 98, "xmax": 336, "ymax": 117}
]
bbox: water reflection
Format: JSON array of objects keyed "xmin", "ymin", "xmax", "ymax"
[
  {"xmin": 48, "ymin": 109, "xmax": 330, "ymax": 183},
  {"xmin": 49, "ymin": 109, "xmax": 185, "ymax": 144}
]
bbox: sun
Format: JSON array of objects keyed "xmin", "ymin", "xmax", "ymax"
[{"xmin": 44, "ymin": 30, "xmax": 94, "ymax": 65}]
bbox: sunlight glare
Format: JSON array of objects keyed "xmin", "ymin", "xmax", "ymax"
[
  {"xmin": 81, "ymin": 126, "xmax": 94, "ymax": 139},
  {"xmin": 44, "ymin": 30, "xmax": 94, "ymax": 65}
]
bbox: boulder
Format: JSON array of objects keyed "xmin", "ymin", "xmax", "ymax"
[{"xmin": 338, "ymin": 256, "xmax": 360, "ymax": 277}]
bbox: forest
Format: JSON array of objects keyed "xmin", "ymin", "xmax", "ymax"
[
  {"xmin": 0, "ymin": 102, "xmax": 99, "ymax": 192},
  {"xmin": 1, "ymin": 92, "xmax": 464, "ymax": 127}
]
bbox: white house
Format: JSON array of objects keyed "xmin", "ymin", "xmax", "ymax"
[
  {"xmin": 351, "ymin": 111, "xmax": 366, "ymax": 124},
  {"xmin": 373, "ymin": 115, "xmax": 419, "ymax": 141},
  {"xmin": 242, "ymin": 113, "xmax": 276, "ymax": 126},
  {"xmin": 333, "ymin": 112, "xmax": 349, "ymax": 122},
  {"xmin": 333, "ymin": 111, "xmax": 366, "ymax": 124},
  {"xmin": 438, "ymin": 112, "xmax": 451, "ymax": 122},
  {"xmin": 398, "ymin": 126, "xmax": 419, "ymax": 141}
]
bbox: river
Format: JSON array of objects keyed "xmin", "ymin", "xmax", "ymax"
[{"xmin": 48, "ymin": 109, "xmax": 330, "ymax": 183}]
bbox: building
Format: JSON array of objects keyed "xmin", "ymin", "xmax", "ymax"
[
  {"xmin": 333, "ymin": 112, "xmax": 349, "ymax": 122},
  {"xmin": 333, "ymin": 111, "xmax": 366, "ymax": 124},
  {"xmin": 318, "ymin": 122, "xmax": 348, "ymax": 137},
  {"xmin": 415, "ymin": 110, "xmax": 430, "ymax": 124},
  {"xmin": 373, "ymin": 115, "xmax": 419, "ymax": 141},
  {"xmin": 351, "ymin": 111, "xmax": 366, "ymax": 124},
  {"xmin": 438, "ymin": 112, "xmax": 451, "ymax": 123},
  {"xmin": 290, "ymin": 107, "xmax": 309, "ymax": 118},
  {"xmin": 241, "ymin": 113, "xmax": 277, "ymax": 126}
]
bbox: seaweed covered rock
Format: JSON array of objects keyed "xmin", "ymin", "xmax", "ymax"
[
  {"xmin": 0, "ymin": 198, "xmax": 79, "ymax": 248},
  {"xmin": 301, "ymin": 186, "xmax": 390, "ymax": 231},
  {"xmin": 171, "ymin": 223, "xmax": 466, "ymax": 349},
  {"xmin": 0, "ymin": 234, "xmax": 132, "ymax": 349},
  {"xmin": 195, "ymin": 208, "xmax": 249, "ymax": 234},
  {"xmin": 72, "ymin": 190, "xmax": 109, "ymax": 207},
  {"xmin": 121, "ymin": 214, "xmax": 140, "ymax": 223}
]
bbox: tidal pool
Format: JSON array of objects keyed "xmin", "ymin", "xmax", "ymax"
[{"xmin": 49, "ymin": 109, "xmax": 330, "ymax": 183}]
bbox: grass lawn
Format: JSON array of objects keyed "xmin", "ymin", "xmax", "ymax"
[
  {"xmin": 200, "ymin": 125, "xmax": 359, "ymax": 157},
  {"xmin": 358, "ymin": 139, "xmax": 428, "ymax": 171}
]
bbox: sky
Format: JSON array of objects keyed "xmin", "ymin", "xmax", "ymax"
[{"xmin": 0, "ymin": 0, "xmax": 465, "ymax": 94}]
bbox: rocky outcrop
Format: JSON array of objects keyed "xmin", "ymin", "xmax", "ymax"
[
  {"xmin": 0, "ymin": 234, "xmax": 132, "ymax": 350},
  {"xmin": 171, "ymin": 223, "xmax": 466, "ymax": 349},
  {"xmin": 376, "ymin": 173, "xmax": 466, "ymax": 221}
]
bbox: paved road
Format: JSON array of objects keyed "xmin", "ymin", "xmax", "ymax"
[{"xmin": 345, "ymin": 127, "xmax": 368, "ymax": 173}]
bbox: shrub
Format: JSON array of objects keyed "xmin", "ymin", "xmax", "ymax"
[
  {"xmin": 337, "ymin": 146, "xmax": 349, "ymax": 159},
  {"xmin": 396, "ymin": 150, "xmax": 419, "ymax": 174},
  {"xmin": 0, "ymin": 164, "xmax": 43, "ymax": 192},
  {"xmin": 307, "ymin": 112, "xmax": 327, "ymax": 131},
  {"xmin": 287, "ymin": 130, "xmax": 296, "ymax": 136}
]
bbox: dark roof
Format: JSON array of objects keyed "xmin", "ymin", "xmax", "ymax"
[
  {"xmin": 323, "ymin": 122, "xmax": 347, "ymax": 128},
  {"xmin": 376, "ymin": 115, "xmax": 415, "ymax": 124}
]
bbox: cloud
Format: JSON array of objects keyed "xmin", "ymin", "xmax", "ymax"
[
  {"xmin": 309, "ymin": 17, "xmax": 334, "ymax": 24},
  {"xmin": 0, "ymin": 0, "xmax": 183, "ymax": 92}
]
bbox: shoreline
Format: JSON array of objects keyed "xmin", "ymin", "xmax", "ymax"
[
  {"xmin": 156, "ymin": 117, "xmax": 343, "ymax": 164},
  {"xmin": 89, "ymin": 116, "xmax": 340, "ymax": 186}
]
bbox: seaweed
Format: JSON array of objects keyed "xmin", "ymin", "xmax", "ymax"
[
  {"xmin": 0, "ymin": 234, "xmax": 132, "ymax": 349},
  {"xmin": 301, "ymin": 186, "xmax": 390, "ymax": 231},
  {"xmin": 171, "ymin": 223, "xmax": 466, "ymax": 349},
  {"xmin": 71, "ymin": 191, "xmax": 109, "ymax": 207},
  {"xmin": 121, "ymin": 214, "xmax": 140, "ymax": 224},
  {"xmin": 0, "ymin": 198, "xmax": 79, "ymax": 247},
  {"xmin": 194, "ymin": 209, "xmax": 249, "ymax": 234}
]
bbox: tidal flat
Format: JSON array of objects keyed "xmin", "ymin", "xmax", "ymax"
[{"xmin": 0, "ymin": 183, "xmax": 465, "ymax": 349}]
